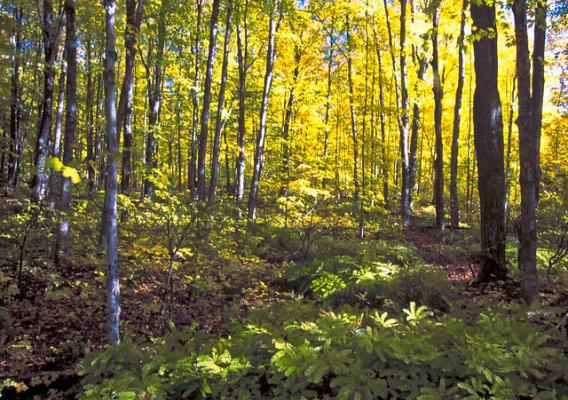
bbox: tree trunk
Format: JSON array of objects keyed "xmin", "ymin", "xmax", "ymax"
[
  {"xmin": 247, "ymin": 2, "xmax": 283, "ymax": 220},
  {"xmin": 399, "ymin": 0, "xmax": 410, "ymax": 226},
  {"xmin": 281, "ymin": 46, "xmax": 301, "ymax": 191},
  {"xmin": 409, "ymin": 57, "xmax": 427, "ymax": 210},
  {"xmin": 55, "ymin": 0, "xmax": 77, "ymax": 266},
  {"xmin": 471, "ymin": 0, "xmax": 508, "ymax": 280},
  {"xmin": 505, "ymin": 72, "xmax": 516, "ymax": 217},
  {"xmin": 48, "ymin": 50, "xmax": 65, "ymax": 210},
  {"xmin": 209, "ymin": 0, "xmax": 233, "ymax": 204},
  {"xmin": 197, "ymin": 0, "xmax": 221, "ymax": 201},
  {"xmin": 32, "ymin": 0, "xmax": 63, "ymax": 203},
  {"xmin": 323, "ymin": 21, "xmax": 335, "ymax": 161},
  {"xmin": 85, "ymin": 38, "xmax": 96, "ymax": 194},
  {"xmin": 143, "ymin": 1, "xmax": 167, "ymax": 199},
  {"xmin": 189, "ymin": 0, "xmax": 203, "ymax": 197},
  {"xmin": 346, "ymin": 13, "xmax": 360, "ymax": 206},
  {"xmin": 450, "ymin": 0, "xmax": 468, "ymax": 230},
  {"xmin": 120, "ymin": 0, "xmax": 144, "ymax": 196},
  {"xmin": 513, "ymin": 0, "xmax": 547, "ymax": 303},
  {"xmin": 235, "ymin": 0, "xmax": 249, "ymax": 206},
  {"xmin": 103, "ymin": 0, "xmax": 120, "ymax": 345},
  {"xmin": 7, "ymin": 5, "xmax": 22, "ymax": 190},
  {"xmin": 373, "ymin": 21, "xmax": 389, "ymax": 209},
  {"xmin": 432, "ymin": 5, "xmax": 445, "ymax": 229}
]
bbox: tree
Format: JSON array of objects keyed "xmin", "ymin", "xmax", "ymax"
[
  {"xmin": 143, "ymin": 0, "xmax": 168, "ymax": 199},
  {"xmin": 235, "ymin": 0, "xmax": 249, "ymax": 206},
  {"xmin": 55, "ymin": 0, "xmax": 78, "ymax": 266},
  {"xmin": 103, "ymin": 0, "xmax": 120, "ymax": 345},
  {"xmin": 399, "ymin": 0, "xmax": 411, "ymax": 226},
  {"xmin": 345, "ymin": 12, "xmax": 360, "ymax": 207},
  {"xmin": 197, "ymin": 0, "xmax": 221, "ymax": 201},
  {"xmin": 450, "ymin": 0, "xmax": 468, "ymax": 230},
  {"xmin": 31, "ymin": 0, "xmax": 64, "ymax": 203},
  {"xmin": 248, "ymin": 0, "xmax": 284, "ymax": 220},
  {"xmin": 431, "ymin": 1, "xmax": 445, "ymax": 229},
  {"xmin": 189, "ymin": 0, "xmax": 203, "ymax": 197},
  {"xmin": 7, "ymin": 4, "xmax": 22, "ymax": 191},
  {"xmin": 512, "ymin": 0, "xmax": 547, "ymax": 303},
  {"xmin": 119, "ymin": 0, "xmax": 145, "ymax": 196},
  {"xmin": 471, "ymin": 0, "xmax": 508, "ymax": 280},
  {"xmin": 209, "ymin": 0, "xmax": 233, "ymax": 205}
]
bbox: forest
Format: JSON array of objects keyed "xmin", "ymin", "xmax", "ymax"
[{"xmin": 0, "ymin": 0, "xmax": 567, "ymax": 398}]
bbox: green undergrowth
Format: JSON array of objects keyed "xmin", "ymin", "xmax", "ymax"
[
  {"xmin": 79, "ymin": 303, "xmax": 568, "ymax": 400},
  {"xmin": 78, "ymin": 221, "xmax": 568, "ymax": 399}
]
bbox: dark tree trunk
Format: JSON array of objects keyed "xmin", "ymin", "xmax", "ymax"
[
  {"xmin": 103, "ymin": 0, "xmax": 120, "ymax": 345},
  {"xmin": 432, "ymin": 5, "xmax": 445, "ymax": 229},
  {"xmin": 120, "ymin": 0, "xmax": 144, "ymax": 196},
  {"xmin": 409, "ymin": 57, "xmax": 427, "ymax": 210},
  {"xmin": 143, "ymin": 1, "xmax": 167, "ymax": 199},
  {"xmin": 197, "ymin": 0, "xmax": 221, "ymax": 201},
  {"xmin": 247, "ymin": 2, "xmax": 283, "ymax": 220},
  {"xmin": 450, "ymin": 0, "xmax": 468, "ymax": 230},
  {"xmin": 8, "ymin": 5, "xmax": 22, "ymax": 190},
  {"xmin": 32, "ymin": 0, "xmax": 63, "ymax": 203},
  {"xmin": 55, "ymin": 0, "xmax": 77, "ymax": 266},
  {"xmin": 209, "ymin": 0, "xmax": 233, "ymax": 204},
  {"xmin": 85, "ymin": 38, "xmax": 96, "ymax": 194},
  {"xmin": 471, "ymin": 0, "xmax": 508, "ymax": 280},
  {"xmin": 513, "ymin": 0, "xmax": 547, "ymax": 303}
]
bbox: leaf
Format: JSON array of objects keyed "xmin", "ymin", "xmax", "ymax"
[{"xmin": 47, "ymin": 157, "xmax": 63, "ymax": 171}]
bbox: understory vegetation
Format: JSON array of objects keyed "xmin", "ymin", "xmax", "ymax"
[{"xmin": 1, "ymin": 193, "xmax": 567, "ymax": 399}]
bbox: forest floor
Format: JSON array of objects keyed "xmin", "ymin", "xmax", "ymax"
[{"xmin": 1, "ymin": 195, "xmax": 567, "ymax": 399}]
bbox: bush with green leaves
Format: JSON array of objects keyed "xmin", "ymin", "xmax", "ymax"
[{"xmin": 79, "ymin": 303, "xmax": 568, "ymax": 399}]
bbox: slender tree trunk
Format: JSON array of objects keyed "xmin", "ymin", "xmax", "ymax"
[
  {"xmin": 248, "ymin": 3, "xmax": 283, "ymax": 220},
  {"xmin": 346, "ymin": 13, "xmax": 360, "ymax": 206},
  {"xmin": 103, "ymin": 0, "xmax": 120, "ymax": 345},
  {"xmin": 197, "ymin": 0, "xmax": 220, "ymax": 200},
  {"xmin": 399, "ymin": 0, "xmax": 410, "ymax": 226},
  {"xmin": 471, "ymin": 0, "xmax": 508, "ymax": 280},
  {"xmin": 409, "ymin": 58, "xmax": 426, "ymax": 210},
  {"xmin": 8, "ymin": 6, "xmax": 22, "ymax": 190},
  {"xmin": 48, "ymin": 50, "xmax": 65, "ymax": 210},
  {"xmin": 85, "ymin": 38, "xmax": 97, "ymax": 194},
  {"xmin": 323, "ymin": 22, "xmax": 335, "ymax": 161},
  {"xmin": 450, "ymin": 0, "xmax": 468, "ymax": 230},
  {"xmin": 189, "ymin": 0, "xmax": 203, "ymax": 197},
  {"xmin": 235, "ymin": 0, "xmax": 249, "ymax": 206},
  {"xmin": 55, "ymin": 0, "xmax": 77, "ymax": 266},
  {"xmin": 513, "ymin": 0, "xmax": 547, "ymax": 303},
  {"xmin": 432, "ymin": 5, "xmax": 445, "ymax": 229},
  {"xmin": 281, "ymin": 46, "xmax": 301, "ymax": 192},
  {"xmin": 32, "ymin": 0, "xmax": 63, "ymax": 203},
  {"xmin": 143, "ymin": 1, "xmax": 167, "ymax": 199},
  {"xmin": 95, "ymin": 64, "xmax": 104, "ymax": 191},
  {"xmin": 120, "ymin": 0, "xmax": 144, "ymax": 196},
  {"xmin": 209, "ymin": 0, "xmax": 233, "ymax": 204},
  {"xmin": 373, "ymin": 21, "xmax": 389, "ymax": 209},
  {"xmin": 505, "ymin": 72, "xmax": 516, "ymax": 217}
]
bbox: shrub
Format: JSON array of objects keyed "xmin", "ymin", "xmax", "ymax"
[{"xmin": 79, "ymin": 305, "xmax": 568, "ymax": 399}]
